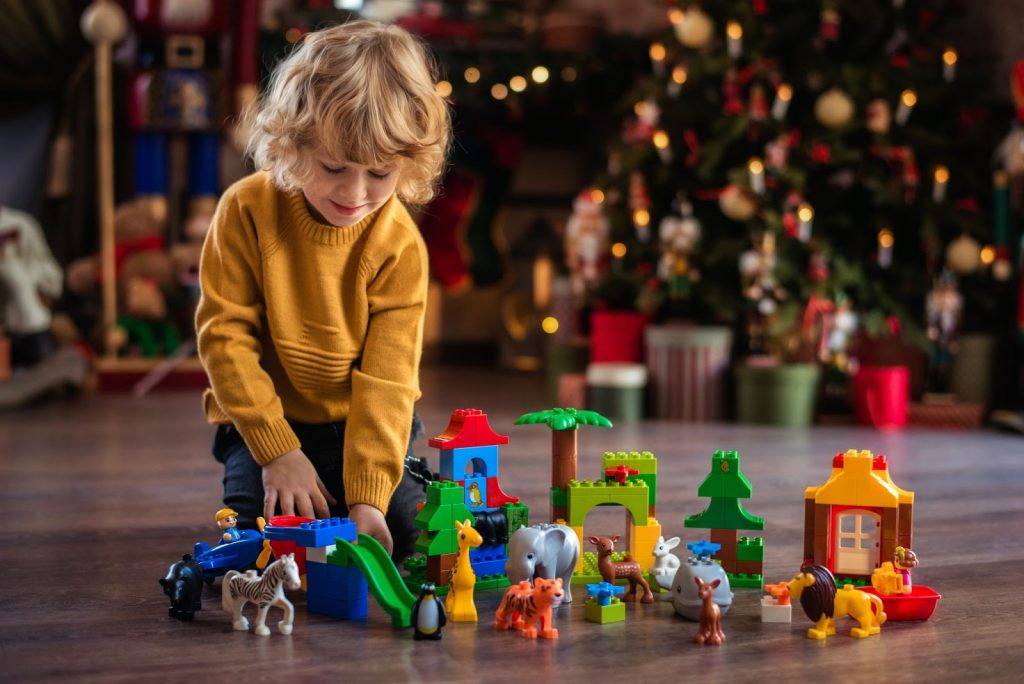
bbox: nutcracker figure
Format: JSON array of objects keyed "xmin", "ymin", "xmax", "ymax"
[{"xmin": 123, "ymin": 0, "xmax": 261, "ymax": 239}]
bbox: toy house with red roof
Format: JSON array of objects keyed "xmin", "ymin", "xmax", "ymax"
[{"xmin": 804, "ymin": 449, "xmax": 914, "ymax": 580}]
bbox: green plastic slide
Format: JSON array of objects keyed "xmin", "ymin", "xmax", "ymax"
[{"xmin": 333, "ymin": 533, "xmax": 416, "ymax": 628}]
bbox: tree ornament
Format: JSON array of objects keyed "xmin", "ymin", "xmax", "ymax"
[
  {"xmin": 674, "ymin": 7, "xmax": 715, "ymax": 48},
  {"xmin": 945, "ymin": 234, "xmax": 981, "ymax": 274},
  {"xmin": 565, "ymin": 189, "xmax": 610, "ymax": 299},
  {"xmin": 866, "ymin": 99, "xmax": 891, "ymax": 134},
  {"xmin": 814, "ymin": 88, "xmax": 854, "ymax": 129},
  {"xmin": 719, "ymin": 184, "xmax": 758, "ymax": 221},
  {"xmin": 819, "ymin": 8, "xmax": 840, "ymax": 41}
]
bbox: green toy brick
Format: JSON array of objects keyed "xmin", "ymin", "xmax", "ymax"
[
  {"xmin": 550, "ymin": 486, "xmax": 567, "ymax": 508},
  {"xmin": 601, "ymin": 450, "xmax": 658, "ymax": 475},
  {"xmin": 567, "ymin": 479, "xmax": 649, "ymax": 527},
  {"xmin": 603, "ymin": 473, "xmax": 657, "ymax": 505},
  {"xmin": 415, "ymin": 529, "xmax": 457, "ymax": 556},
  {"xmin": 696, "ymin": 450, "xmax": 753, "ymax": 498},
  {"xmin": 426, "ymin": 480, "xmax": 466, "ymax": 506},
  {"xmin": 415, "ymin": 499, "xmax": 474, "ymax": 532},
  {"xmin": 504, "ymin": 502, "xmax": 529, "ymax": 536},
  {"xmin": 684, "ymin": 497, "xmax": 765, "ymax": 531},
  {"xmin": 475, "ymin": 575, "xmax": 511, "ymax": 592},
  {"xmin": 736, "ymin": 536, "xmax": 765, "ymax": 561},
  {"xmin": 585, "ymin": 599, "xmax": 626, "ymax": 624},
  {"xmin": 726, "ymin": 573, "xmax": 764, "ymax": 589}
]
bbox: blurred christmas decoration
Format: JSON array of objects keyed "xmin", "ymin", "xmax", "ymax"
[{"xmin": 575, "ymin": 0, "xmax": 1009, "ymax": 380}]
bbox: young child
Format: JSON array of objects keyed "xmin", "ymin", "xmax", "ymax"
[{"xmin": 196, "ymin": 20, "xmax": 450, "ymax": 561}]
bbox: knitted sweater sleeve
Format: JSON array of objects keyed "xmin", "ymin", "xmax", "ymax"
[
  {"xmin": 343, "ymin": 227, "xmax": 429, "ymax": 512},
  {"xmin": 195, "ymin": 188, "xmax": 300, "ymax": 463}
]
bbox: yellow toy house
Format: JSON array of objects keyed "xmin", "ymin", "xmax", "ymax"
[{"xmin": 803, "ymin": 449, "xmax": 914, "ymax": 580}]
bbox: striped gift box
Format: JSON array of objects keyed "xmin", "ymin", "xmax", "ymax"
[{"xmin": 645, "ymin": 326, "xmax": 732, "ymax": 422}]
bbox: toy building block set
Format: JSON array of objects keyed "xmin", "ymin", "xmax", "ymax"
[{"xmin": 161, "ymin": 407, "xmax": 940, "ymax": 644}]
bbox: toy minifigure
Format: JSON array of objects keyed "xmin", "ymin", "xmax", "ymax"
[
  {"xmin": 411, "ymin": 583, "xmax": 447, "ymax": 640},
  {"xmin": 893, "ymin": 546, "xmax": 919, "ymax": 592},
  {"xmin": 216, "ymin": 507, "xmax": 241, "ymax": 543}
]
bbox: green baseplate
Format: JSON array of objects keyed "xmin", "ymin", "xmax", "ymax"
[
  {"xmin": 401, "ymin": 552, "xmax": 781, "ymax": 595},
  {"xmin": 402, "ymin": 555, "xmax": 510, "ymax": 597}
]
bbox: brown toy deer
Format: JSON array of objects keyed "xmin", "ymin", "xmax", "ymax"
[
  {"xmin": 693, "ymin": 577, "xmax": 725, "ymax": 646},
  {"xmin": 588, "ymin": 535, "xmax": 654, "ymax": 603}
]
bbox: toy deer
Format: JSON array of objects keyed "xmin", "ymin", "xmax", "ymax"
[
  {"xmin": 588, "ymin": 535, "xmax": 654, "ymax": 603},
  {"xmin": 693, "ymin": 577, "xmax": 725, "ymax": 645}
]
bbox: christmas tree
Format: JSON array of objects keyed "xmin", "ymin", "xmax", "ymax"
[{"xmin": 582, "ymin": 0, "xmax": 1010, "ymax": 375}]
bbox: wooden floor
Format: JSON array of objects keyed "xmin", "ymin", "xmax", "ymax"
[{"xmin": 2, "ymin": 364, "xmax": 1023, "ymax": 682}]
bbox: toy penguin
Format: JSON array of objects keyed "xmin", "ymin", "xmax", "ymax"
[{"xmin": 411, "ymin": 583, "xmax": 446, "ymax": 640}]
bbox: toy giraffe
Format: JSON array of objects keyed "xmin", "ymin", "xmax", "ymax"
[{"xmin": 445, "ymin": 519, "xmax": 483, "ymax": 622}]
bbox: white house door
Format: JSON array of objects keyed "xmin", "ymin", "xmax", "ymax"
[{"xmin": 834, "ymin": 509, "xmax": 880, "ymax": 575}]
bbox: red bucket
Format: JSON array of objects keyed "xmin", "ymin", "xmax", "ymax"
[
  {"xmin": 853, "ymin": 366, "xmax": 909, "ymax": 430},
  {"xmin": 267, "ymin": 515, "xmax": 314, "ymax": 574}
]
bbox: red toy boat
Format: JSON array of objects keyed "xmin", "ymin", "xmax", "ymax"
[{"xmin": 860, "ymin": 585, "xmax": 941, "ymax": 621}]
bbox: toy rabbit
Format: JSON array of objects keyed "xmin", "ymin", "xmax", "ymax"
[{"xmin": 651, "ymin": 535, "xmax": 681, "ymax": 589}]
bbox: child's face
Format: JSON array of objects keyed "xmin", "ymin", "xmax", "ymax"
[{"xmin": 302, "ymin": 149, "xmax": 400, "ymax": 227}]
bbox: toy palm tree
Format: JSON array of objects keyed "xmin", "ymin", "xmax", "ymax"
[{"xmin": 515, "ymin": 408, "xmax": 612, "ymax": 491}]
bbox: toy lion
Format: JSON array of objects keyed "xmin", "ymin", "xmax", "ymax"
[{"xmin": 788, "ymin": 563, "xmax": 886, "ymax": 639}]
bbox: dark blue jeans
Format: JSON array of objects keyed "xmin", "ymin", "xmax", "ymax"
[{"xmin": 212, "ymin": 414, "xmax": 429, "ymax": 562}]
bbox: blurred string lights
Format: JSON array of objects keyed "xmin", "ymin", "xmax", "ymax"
[{"xmin": 434, "ymin": 58, "xmax": 579, "ymax": 102}]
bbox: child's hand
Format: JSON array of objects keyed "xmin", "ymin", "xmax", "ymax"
[
  {"xmin": 348, "ymin": 504, "xmax": 393, "ymax": 555},
  {"xmin": 262, "ymin": 449, "xmax": 336, "ymax": 520}
]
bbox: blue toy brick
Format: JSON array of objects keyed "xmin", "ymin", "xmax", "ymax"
[
  {"xmin": 463, "ymin": 474, "xmax": 489, "ymax": 511},
  {"xmin": 470, "ymin": 543, "xmax": 507, "ymax": 577},
  {"xmin": 439, "ymin": 445, "xmax": 499, "ymax": 480},
  {"xmin": 263, "ymin": 517, "xmax": 357, "ymax": 547},
  {"xmin": 470, "ymin": 543, "xmax": 506, "ymax": 563},
  {"xmin": 308, "ymin": 592, "xmax": 369, "ymax": 620},
  {"xmin": 688, "ymin": 540, "xmax": 722, "ymax": 559},
  {"xmin": 471, "ymin": 557, "xmax": 508, "ymax": 577},
  {"xmin": 307, "ymin": 561, "xmax": 366, "ymax": 599}
]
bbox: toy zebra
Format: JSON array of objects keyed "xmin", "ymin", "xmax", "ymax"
[{"xmin": 221, "ymin": 553, "xmax": 301, "ymax": 636}]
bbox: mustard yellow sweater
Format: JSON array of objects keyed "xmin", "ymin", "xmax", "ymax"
[{"xmin": 196, "ymin": 171, "xmax": 428, "ymax": 513}]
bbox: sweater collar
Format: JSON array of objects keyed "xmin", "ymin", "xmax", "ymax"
[{"xmin": 288, "ymin": 191, "xmax": 394, "ymax": 246}]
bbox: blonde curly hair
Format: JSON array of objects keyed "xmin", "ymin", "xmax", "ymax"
[{"xmin": 244, "ymin": 20, "xmax": 451, "ymax": 205}]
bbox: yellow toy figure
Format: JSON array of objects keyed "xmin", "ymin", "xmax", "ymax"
[
  {"xmin": 445, "ymin": 519, "xmax": 482, "ymax": 622},
  {"xmin": 788, "ymin": 564, "xmax": 886, "ymax": 639},
  {"xmin": 216, "ymin": 507, "xmax": 241, "ymax": 544}
]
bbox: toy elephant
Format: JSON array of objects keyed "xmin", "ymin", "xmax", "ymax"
[{"xmin": 506, "ymin": 523, "xmax": 580, "ymax": 604}]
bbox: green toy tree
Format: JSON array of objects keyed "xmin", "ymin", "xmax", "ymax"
[
  {"xmin": 685, "ymin": 449, "xmax": 765, "ymax": 587},
  {"xmin": 514, "ymin": 407, "xmax": 612, "ymax": 491}
]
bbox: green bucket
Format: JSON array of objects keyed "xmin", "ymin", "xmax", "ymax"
[{"xmin": 735, "ymin": 363, "xmax": 821, "ymax": 426}]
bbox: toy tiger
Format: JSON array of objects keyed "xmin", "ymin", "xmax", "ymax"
[
  {"xmin": 221, "ymin": 553, "xmax": 301, "ymax": 636},
  {"xmin": 494, "ymin": 577, "xmax": 565, "ymax": 639}
]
